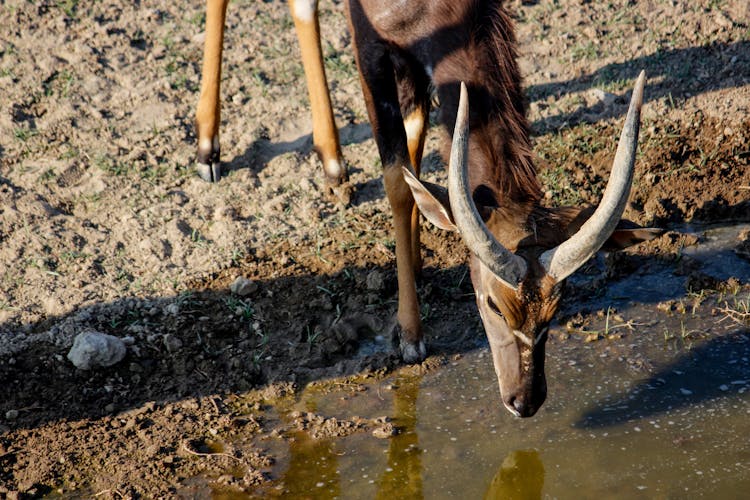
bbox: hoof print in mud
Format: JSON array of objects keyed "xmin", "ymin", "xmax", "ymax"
[{"xmin": 326, "ymin": 180, "xmax": 354, "ymax": 207}]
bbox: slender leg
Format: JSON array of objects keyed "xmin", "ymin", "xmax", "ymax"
[
  {"xmin": 394, "ymin": 57, "xmax": 430, "ymax": 273},
  {"xmin": 195, "ymin": 0, "xmax": 229, "ymax": 182},
  {"xmin": 289, "ymin": 0, "xmax": 348, "ymax": 195},
  {"xmin": 402, "ymin": 103, "xmax": 429, "ymax": 272},
  {"xmin": 348, "ymin": 27, "xmax": 425, "ymax": 362}
]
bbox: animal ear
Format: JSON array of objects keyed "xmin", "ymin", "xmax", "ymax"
[
  {"xmin": 602, "ymin": 225, "xmax": 664, "ymax": 250},
  {"xmin": 401, "ymin": 167, "xmax": 457, "ymax": 231},
  {"xmin": 553, "ymin": 206, "xmax": 663, "ymax": 250}
]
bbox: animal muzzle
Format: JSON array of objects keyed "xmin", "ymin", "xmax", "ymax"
[
  {"xmin": 501, "ymin": 372, "xmax": 547, "ymax": 418},
  {"xmin": 488, "ymin": 333, "xmax": 548, "ymax": 418}
]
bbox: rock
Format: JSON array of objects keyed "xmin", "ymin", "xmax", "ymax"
[
  {"xmin": 591, "ymin": 88, "xmax": 617, "ymax": 107},
  {"xmin": 366, "ymin": 270, "xmax": 385, "ymax": 291},
  {"xmin": 5, "ymin": 409, "xmax": 19, "ymax": 420},
  {"xmin": 230, "ymin": 276, "xmax": 258, "ymax": 296},
  {"xmin": 163, "ymin": 334, "xmax": 183, "ymax": 353},
  {"xmin": 372, "ymin": 423, "xmax": 397, "ymax": 439},
  {"xmin": 67, "ymin": 331, "xmax": 127, "ymax": 370},
  {"xmin": 584, "ymin": 333, "xmax": 601, "ymax": 343},
  {"xmin": 164, "ymin": 303, "xmax": 180, "ymax": 316}
]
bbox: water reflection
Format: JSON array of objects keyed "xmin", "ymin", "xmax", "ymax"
[
  {"xmin": 484, "ymin": 450, "xmax": 545, "ymax": 500},
  {"xmin": 273, "ymin": 374, "xmax": 548, "ymax": 500},
  {"xmin": 281, "ymin": 431, "xmax": 341, "ymax": 498},
  {"xmin": 375, "ymin": 374, "xmax": 423, "ymax": 499}
]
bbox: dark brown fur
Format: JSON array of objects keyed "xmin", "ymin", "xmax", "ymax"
[{"xmin": 346, "ymin": 0, "xmax": 655, "ymax": 416}]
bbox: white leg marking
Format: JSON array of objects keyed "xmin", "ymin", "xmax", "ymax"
[
  {"xmin": 292, "ymin": 0, "xmax": 317, "ymax": 24},
  {"xmin": 325, "ymin": 158, "xmax": 343, "ymax": 179},
  {"xmin": 200, "ymin": 137, "xmax": 214, "ymax": 153},
  {"xmin": 403, "ymin": 112, "xmax": 424, "ymax": 144}
]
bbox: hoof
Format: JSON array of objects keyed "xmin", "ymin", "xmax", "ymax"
[
  {"xmin": 196, "ymin": 161, "xmax": 221, "ymax": 183},
  {"xmin": 387, "ymin": 318, "xmax": 426, "ymax": 363},
  {"xmin": 400, "ymin": 338, "xmax": 426, "ymax": 364}
]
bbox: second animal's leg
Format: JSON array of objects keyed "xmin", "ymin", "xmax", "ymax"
[
  {"xmin": 195, "ymin": 0, "xmax": 229, "ymax": 182},
  {"xmin": 289, "ymin": 0, "xmax": 348, "ymax": 197}
]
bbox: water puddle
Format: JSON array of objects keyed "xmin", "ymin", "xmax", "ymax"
[
  {"xmin": 257, "ymin": 320, "xmax": 749, "ymax": 498},
  {"xmin": 571, "ymin": 222, "xmax": 750, "ymax": 309},
  {"xmin": 210, "ymin": 223, "xmax": 749, "ymax": 498}
]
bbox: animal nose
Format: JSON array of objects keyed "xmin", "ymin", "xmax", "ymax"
[{"xmin": 504, "ymin": 394, "xmax": 537, "ymax": 418}]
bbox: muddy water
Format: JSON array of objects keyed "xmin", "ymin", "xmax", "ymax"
[
  {"xmin": 226, "ymin": 224, "xmax": 750, "ymax": 498},
  {"xmin": 267, "ymin": 326, "xmax": 749, "ymax": 499}
]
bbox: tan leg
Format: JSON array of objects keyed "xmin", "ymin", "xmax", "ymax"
[
  {"xmin": 403, "ymin": 108, "xmax": 428, "ymax": 272},
  {"xmin": 195, "ymin": 0, "xmax": 228, "ymax": 182},
  {"xmin": 384, "ymin": 166, "xmax": 425, "ymax": 362},
  {"xmin": 289, "ymin": 0, "xmax": 347, "ymax": 191}
]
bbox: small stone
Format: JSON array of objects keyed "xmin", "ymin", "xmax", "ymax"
[
  {"xmin": 5, "ymin": 409, "xmax": 19, "ymax": 420},
  {"xmin": 230, "ymin": 276, "xmax": 258, "ymax": 296},
  {"xmin": 584, "ymin": 333, "xmax": 601, "ymax": 343},
  {"xmin": 372, "ymin": 424, "xmax": 397, "ymax": 439},
  {"xmin": 164, "ymin": 303, "xmax": 180, "ymax": 315},
  {"xmin": 591, "ymin": 88, "xmax": 617, "ymax": 107},
  {"xmin": 67, "ymin": 331, "xmax": 126, "ymax": 370},
  {"xmin": 366, "ymin": 270, "xmax": 385, "ymax": 291},
  {"xmin": 105, "ymin": 403, "xmax": 116, "ymax": 413},
  {"xmin": 163, "ymin": 334, "xmax": 183, "ymax": 353}
]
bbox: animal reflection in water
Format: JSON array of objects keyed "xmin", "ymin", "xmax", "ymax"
[
  {"xmin": 375, "ymin": 374, "xmax": 423, "ymax": 498},
  {"xmin": 277, "ymin": 375, "xmax": 545, "ymax": 498},
  {"xmin": 484, "ymin": 449, "xmax": 544, "ymax": 500}
]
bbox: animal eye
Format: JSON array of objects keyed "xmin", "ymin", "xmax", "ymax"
[{"xmin": 487, "ymin": 297, "xmax": 504, "ymax": 318}]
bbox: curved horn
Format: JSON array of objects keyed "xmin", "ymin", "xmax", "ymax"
[
  {"xmin": 540, "ymin": 70, "xmax": 646, "ymax": 282},
  {"xmin": 448, "ymin": 82, "xmax": 527, "ymax": 289}
]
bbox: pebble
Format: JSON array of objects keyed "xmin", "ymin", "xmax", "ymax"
[
  {"xmin": 366, "ymin": 270, "xmax": 385, "ymax": 291},
  {"xmin": 5, "ymin": 409, "xmax": 19, "ymax": 420},
  {"xmin": 372, "ymin": 423, "xmax": 397, "ymax": 439},
  {"xmin": 164, "ymin": 303, "xmax": 180, "ymax": 316},
  {"xmin": 163, "ymin": 334, "xmax": 183, "ymax": 353},
  {"xmin": 67, "ymin": 331, "xmax": 126, "ymax": 370},
  {"xmin": 230, "ymin": 276, "xmax": 258, "ymax": 296}
]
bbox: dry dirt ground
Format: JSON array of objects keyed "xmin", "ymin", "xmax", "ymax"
[{"xmin": 1, "ymin": 0, "xmax": 749, "ymax": 496}]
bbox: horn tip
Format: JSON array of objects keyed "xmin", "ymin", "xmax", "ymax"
[{"xmin": 633, "ymin": 70, "xmax": 646, "ymax": 106}]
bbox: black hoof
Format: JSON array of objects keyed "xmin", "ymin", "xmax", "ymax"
[{"xmin": 196, "ymin": 161, "xmax": 221, "ymax": 182}]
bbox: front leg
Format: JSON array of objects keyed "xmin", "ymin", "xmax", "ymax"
[
  {"xmin": 348, "ymin": 30, "xmax": 425, "ymax": 362},
  {"xmin": 384, "ymin": 164, "xmax": 426, "ymax": 363},
  {"xmin": 195, "ymin": 0, "xmax": 229, "ymax": 182},
  {"xmin": 289, "ymin": 0, "xmax": 348, "ymax": 197}
]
